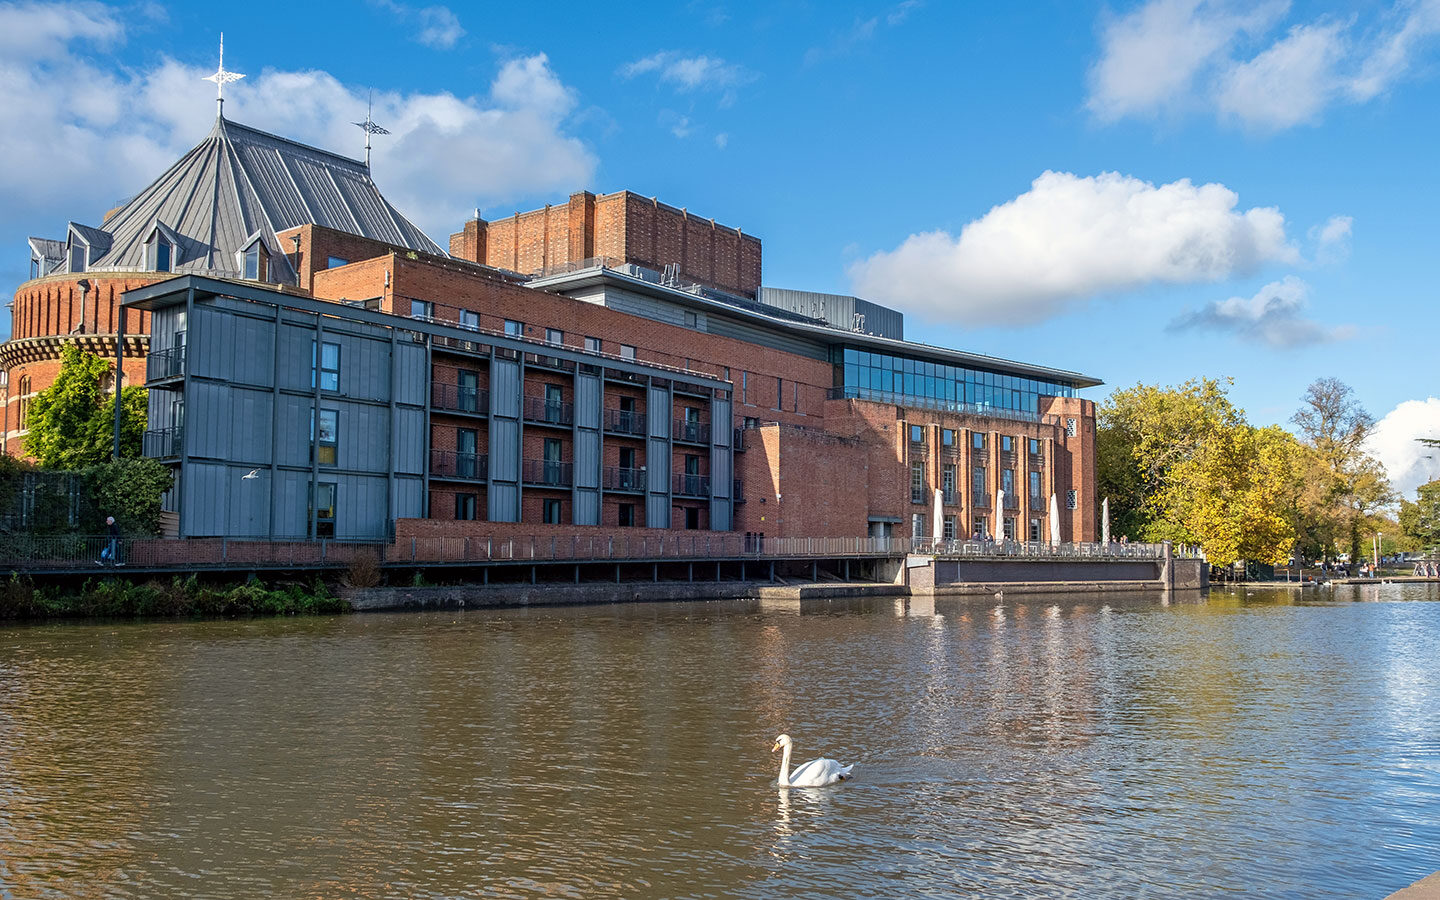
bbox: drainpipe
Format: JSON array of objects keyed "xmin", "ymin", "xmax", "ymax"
[{"xmin": 75, "ymin": 279, "xmax": 90, "ymax": 334}]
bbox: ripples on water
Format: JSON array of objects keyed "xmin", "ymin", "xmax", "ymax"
[{"xmin": 1, "ymin": 583, "xmax": 1437, "ymax": 898}]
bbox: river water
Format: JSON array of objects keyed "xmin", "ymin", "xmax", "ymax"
[{"xmin": 2, "ymin": 583, "xmax": 1438, "ymax": 899}]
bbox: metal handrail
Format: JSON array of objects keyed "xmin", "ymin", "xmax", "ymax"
[
  {"xmin": 603, "ymin": 466, "xmax": 647, "ymax": 492},
  {"xmin": 522, "ymin": 458, "xmax": 573, "ymax": 487},
  {"xmin": 431, "ymin": 450, "xmax": 488, "ymax": 480},
  {"xmin": 673, "ymin": 419, "xmax": 711, "ymax": 444},
  {"xmin": 431, "ymin": 382, "xmax": 488, "ymax": 414},
  {"xmin": 142, "ymin": 426, "xmax": 183, "ymax": 459},
  {"xmin": 604, "ymin": 408, "xmax": 647, "ymax": 436},
  {"xmin": 524, "ymin": 396, "xmax": 574, "ymax": 426}
]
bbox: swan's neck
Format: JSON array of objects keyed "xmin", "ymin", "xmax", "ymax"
[{"xmin": 778, "ymin": 744, "xmax": 792, "ymax": 786}]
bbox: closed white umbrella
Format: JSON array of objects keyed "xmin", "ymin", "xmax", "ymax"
[
  {"xmin": 932, "ymin": 488, "xmax": 944, "ymax": 547},
  {"xmin": 1049, "ymin": 493, "xmax": 1061, "ymax": 544},
  {"xmin": 1102, "ymin": 498, "xmax": 1110, "ymax": 546},
  {"xmin": 995, "ymin": 489, "xmax": 1005, "ymax": 540}
]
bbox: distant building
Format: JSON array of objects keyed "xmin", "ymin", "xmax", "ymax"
[{"xmin": 10, "ymin": 110, "xmax": 1101, "ymax": 543}]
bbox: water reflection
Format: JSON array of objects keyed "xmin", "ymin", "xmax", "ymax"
[{"xmin": 1, "ymin": 587, "xmax": 1437, "ymax": 898}]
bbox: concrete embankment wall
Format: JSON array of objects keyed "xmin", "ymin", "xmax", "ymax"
[
  {"xmin": 908, "ymin": 555, "xmax": 1207, "ymax": 596},
  {"xmin": 344, "ymin": 581, "xmax": 901, "ymax": 611}
]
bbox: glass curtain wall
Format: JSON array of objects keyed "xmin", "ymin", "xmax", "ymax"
[{"xmin": 835, "ymin": 347, "xmax": 1075, "ymax": 416}]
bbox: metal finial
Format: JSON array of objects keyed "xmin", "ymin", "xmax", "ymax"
[
  {"xmin": 353, "ymin": 90, "xmax": 390, "ymax": 168},
  {"xmin": 203, "ymin": 32, "xmax": 245, "ymax": 118}
]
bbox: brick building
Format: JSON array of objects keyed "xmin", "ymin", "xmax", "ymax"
[{"xmin": 10, "ymin": 113, "xmax": 1102, "ymax": 542}]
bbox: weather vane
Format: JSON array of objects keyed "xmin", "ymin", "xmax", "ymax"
[
  {"xmin": 353, "ymin": 90, "xmax": 390, "ymax": 169},
  {"xmin": 203, "ymin": 32, "xmax": 245, "ymax": 119}
]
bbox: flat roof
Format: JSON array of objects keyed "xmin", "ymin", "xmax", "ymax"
[{"xmin": 527, "ymin": 265, "xmax": 1104, "ymax": 388}]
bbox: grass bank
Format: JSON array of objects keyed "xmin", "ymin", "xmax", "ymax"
[{"xmin": 0, "ymin": 575, "xmax": 348, "ymax": 620}]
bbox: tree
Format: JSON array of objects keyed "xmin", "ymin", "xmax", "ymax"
[
  {"xmin": 1399, "ymin": 479, "xmax": 1440, "ymax": 552},
  {"xmin": 1291, "ymin": 378, "xmax": 1394, "ymax": 565},
  {"xmin": 82, "ymin": 458, "xmax": 172, "ymax": 536},
  {"xmin": 21, "ymin": 345, "xmax": 146, "ymax": 467}
]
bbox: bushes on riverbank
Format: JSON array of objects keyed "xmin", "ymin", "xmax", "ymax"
[{"xmin": 0, "ymin": 575, "xmax": 348, "ymax": 620}]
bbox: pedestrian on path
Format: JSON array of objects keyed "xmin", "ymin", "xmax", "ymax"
[{"xmin": 99, "ymin": 516, "xmax": 120, "ymax": 566}]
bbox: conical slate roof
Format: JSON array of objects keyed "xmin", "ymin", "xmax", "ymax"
[{"xmin": 83, "ymin": 115, "xmax": 444, "ymax": 280}]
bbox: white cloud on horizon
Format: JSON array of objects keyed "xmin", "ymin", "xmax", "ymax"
[
  {"xmin": 0, "ymin": 2, "xmax": 595, "ymax": 247},
  {"xmin": 1367, "ymin": 398, "xmax": 1440, "ymax": 500},
  {"xmin": 1088, "ymin": 0, "xmax": 1440, "ymax": 131},
  {"xmin": 1167, "ymin": 275, "xmax": 1354, "ymax": 347},
  {"xmin": 847, "ymin": 170, "xmax": 1297, "ymax": 326}
]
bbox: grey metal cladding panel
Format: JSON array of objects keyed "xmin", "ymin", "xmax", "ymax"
[
  {"xmin": 182, "ymin": 462, "xmax": 230, "ymax": 537},
  {"xmin": 489, "ymin": 418, "xmax": 520, "ymax": 481},
  {"xmin": 275, "ymin": 469, "xmax": 310, "ymax": 538},
  {"xmin": 647, "ymin": 438, "xmax": 671, "ymax": 479},
  {"xmin": 331, "ymin": 172, "xmax": 406, "ymax": 245},
  {"xmin": 605, "ymin": 287, "xmax": 689, "ymax": 328},
  {"xmin": 705, "ymin": 313, "xmax": 830, "ymax": 361},
  {"xmin": 234, "ymin": 143, "xmax": 311, "ymax": 229},
  {"xmin": 488, "ymin": 483, "xmax": 519, "ymax": 523},
  {"xmin": 347, "ymin": 336, "xmax": 391, "ymax": 403},
  {"xmin": 575, "ymin": 374, "xmax": 601, "ymax": 429},
  {"xmin": 151, "ymin": 307, "xmax": 181, "ymax": 353},
  {"xmin": 854, "ymin": 298, "xmax": 905, "ymax": 340},
  {"xmin": 647, "ymin": 386, "xmax": 671, "ymax": 438},
  {"xmin": 277, "ymin": 394, "xmax": 314, "ymax": 467},
  {"xmin": 394, "ymin": 341, "xmax": 426, "ymax": 406},
  {"xmin": 712, "ymin": 398, "xmax": 731, "ymax": 446},
  {"xmin": 228, "ymin": 465, "xmax": 270, "ymax": 537},
  {"xmin": 492, "ymin": 359, "xmax": 522, "ymax": 418},
  {"xmin": 338, "ymin": 476, "xmax": 388, "ymax": 540},
  {"xmin": 709, "ymin": 500, "xmax": 731, "ymax": 532},
  {"xmin": 574, "ymin": 491, "xmax": 599, "ymax": 526},
  {"xmin": 394, "ymin": 477, "xmax": 424, "ymax": 519},
  {"xmin": 394, "ymin": 407, "xmax": 426, "ymax": 475},
  {"xmin": 710, "ymin": 447, "xmax": 732, "ymax": 494},
  {"xmin": 278, "ymin": 324, "xmax": 316, "ymax": 392},
  {"xmin": 191, "ymin": 307, "xmax": 274, "ymax": 386},
  {"xmin": 647, "ymin": 494, "xmax": 670, "ymax": 528},
  {"xmin": 287, "ymin": 157, "xmax": 359, "ymax": 232},
  {"xmin": 186, "ymin": 380, "xmax": 231, "ymax": 460},
  {"xmin": 341, "ymin": 404, "xmax": 390, "ymax": 473},
  {"xmin": 574, "ymin": 431, "xmax": 600, "ymax": 489},
  {"xmin": 224, "ymin": 388, "xmax": 273, "ymax": 462}
]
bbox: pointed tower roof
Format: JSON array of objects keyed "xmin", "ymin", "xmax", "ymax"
[{"xmin": 84, "ymin": 115, "xmax": 444, "ymax": 280}]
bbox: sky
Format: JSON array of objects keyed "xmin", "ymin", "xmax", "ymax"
[{"xmin": 0, "ymin": 0, "xmax": 1436, "ymax": 497}]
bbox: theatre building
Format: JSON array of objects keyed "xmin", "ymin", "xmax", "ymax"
[{"xmin": 8, "ymin": 114, "xmax": 1101, "ymax": 543}]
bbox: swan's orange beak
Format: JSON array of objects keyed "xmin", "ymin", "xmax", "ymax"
[{"xmin": 771, "ymin": 742, "xmax": 780, "ymax": 753}]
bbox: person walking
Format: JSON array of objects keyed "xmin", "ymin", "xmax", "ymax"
[{"xmin": 99, "ymin": 515, "xmax": 120, "ymax": 566}]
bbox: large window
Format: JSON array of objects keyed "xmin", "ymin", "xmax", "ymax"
[
  {"xmin": 836, "ymin": 346, "xmax": 1075, "ymax": 416},
  {"xmin": 942, "ymin": 465, "xmax": 956, "ymax": 503},
  {"xmin": 243, "ymin": 244, "xmax": 261, "ymax": 280},
  {"xmin": 311, "ymin": 482, "xmax": 336, "ymax": 538},
  {"xmin": 543, "ymin": 498, "xmax": 563, "ymax": 524},
  {"xmin": 457, "ymin": 428, "xmax": 478, "ymax": 477},
  {"xmin": 460, "ymin": 309, "xmax": 479, "ymax": 331},
  {"xmin": 455, "ymin": 493, "xmax": 477, "ymax": 520},
  {"xmin": 312, "ymin": 341, "xmax": 340, "ymax": 391},
  {"xmin": 312, "ymin": 409, "xmax": 338, "ymax": 465},
  {"xmin": 505, "ymin": 319, "xmax": 524, "ymax": 337},
  {"xmin": 458, "ymin": 370, "xmax": 479, "ymax": 412},
  {"xmin": 620, "ymin": 344, "xmax": 636, "ymax": 360},
  {"xmin": 911, "ymin": 461, "xmax": 925, "ymax": 504},
  {"xmin": 618, "ymin": 503, "xmax": 635, "ymax": 527},
  {"xmin": 1029, "ymin": 470, "xmax": 1041, "ymax": 500},
  {"xmin": 410, "ymin": 299, "xmax": 433, "ymax": 319},
  {"xmin": 584, "ymin": 336, "xmax": 601, "ymax": 353},
  {"xmin": 546, "ymin": 328, "xmax": 564, "ymax": 345}
]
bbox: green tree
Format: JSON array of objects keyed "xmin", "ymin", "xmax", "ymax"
[
  {"xmin": 21, "ymin": 345, "xmax": 146, "ymax": 466},
  {"xmin": 82, "ymin": 458, "xmax": 172, "ymax": 536},
  {"xmin": 1399, "ymin": 479, "xmax": 1440, "ymax": 552}
]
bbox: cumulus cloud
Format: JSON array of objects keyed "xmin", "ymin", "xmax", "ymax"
[
  {"xmin": 847, "ymin": 170, "xmax": 1297, "ymax": 325},
  {"xmin": 373, "ymin": 1, "xmax": 466, "ymax": 50},
  {"xmin": 1087, "ymin": 0, "xmax": 1440, "ymax": 130},
  {"xmin": 1367, "ymin": 398, "xmax": 1440, "ymax": 500},
  {"xmin": 0, "ymin": 3, "xmax": 595, "ymax": 246},
  {"xmin": 1310, "ymin": 214, "xmax": 1353, "ymax": 263},
  {"xmin": 1167, "ymin": 276, "xmax": 1353, "ymax": 347}
]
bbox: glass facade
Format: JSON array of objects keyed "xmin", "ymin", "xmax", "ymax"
[{"xmin": 835, "ymin": 347, "xmax": 1075, "ymax": 416}]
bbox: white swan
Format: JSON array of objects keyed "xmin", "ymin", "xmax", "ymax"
[{"xmin": 772, "ymin": 733, "xmax": 854, "ymax": 787}]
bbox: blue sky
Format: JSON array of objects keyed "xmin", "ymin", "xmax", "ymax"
[{"xmin": 1, "ymin": 0, "xmax": 1437, "ymax": 495}]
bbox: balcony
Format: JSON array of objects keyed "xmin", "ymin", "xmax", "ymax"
[
  {"xmin": 911, "ymin": 485, "xmax": 927, "ymax": 504},
  {"xmin": 673, "ymin": 419, "xmax": 711, "ymax": 445},
  {"xmin": 1002, "ymin": 493, "xmax": 1020, "ymax": 510},
  {"xmin": 522, "ymin": 458, "xmax": 573, "ymax": 487},
  {"xmin": 523, "ymin": 396, "xmax": 574, "ymax": 427},
  {"xmin": 673, "ymin": 473, "xmax": 711, "ymax": 497},
  {"xmin": 143, "ymin": 426, "xmax": 183, "ymax": 459},
  {"xmin": 733, "ymin": 427, "xmax": 746, "ymax": 452},
  {"xmin": 431, "ymin": 382, "xmax": 488, "ymax": 415},
  {"xmin": 147, "ymin": 346, "xmax": 186, "ymax": 381},
  {"xmin": 973, "ymin": 492, "xmax": 992, "ymax": 509},
  {"xmin": 604, "ymin": 408, "xmax": 647, "ymax": 437},
  {"xmin": 603, "ymin": 466, "xmax": 647, "ymax": 493},
  {"xmin": 943, "ymin": 489, "xmax": 958, "ymax": 505},
  {"xmin": 431, "ymin": 449, "xmax": 487, "ymax": 480},
  {"xmin": 1030, "ymin": 494, "xmax": 1046, "ymax": 510}
]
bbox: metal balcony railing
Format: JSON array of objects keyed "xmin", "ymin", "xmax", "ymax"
[
  {"xmin": 431, "ymin": 382, "xmax": 488, "ymax": 414},
  {"xmin": 733, "ymin": 427, "xmax": 745, "ymax": 451},
  {"xmin": 673, "ymin": 419, "xmax": 711, "ymax": 444},
  {"xmin": 1003, "ymin": 493, "xmax": 1020, "ymax": 510},
  {"xmin": 522, "ymin": 458, "xmax": 573, "ymax": 487},
  {"xmin": 1030, "ymin": 494, "xmax": 1046, "ymax": 510},
  {"xmin": 431, "ymin": 450, "xmax": 487, "ymax": 480},
  {"xmin": 147, "ymin": 346, "xmax": 186, "ymax": 381},
  {"xmin": 973, "ymin": 492, "xmax": 992, "ymax": 509},
  {"xmin": 673, "ymin": 473, "xmax": 711, "ymax": 497},
  {"xmin": 524, "ymin": 396, "xmax": 574, "ymax": 426},
  {"xmin": 911, "ymin": 485, "xmax": 926, "ymax": 504},
  {"xmin": 604, "ymin": 408, "xmax": 647, "ymax": 436},
  {"xmin": 143, "ymin": 426, "xmax": 183, "ymax": 459},
  {"xmin": 603, "ymin": 466, "xmax": 647, "ymax": 493},
  {"xmin": 943, "ymin": 489, "xmax": 958, "ymax": 505}
]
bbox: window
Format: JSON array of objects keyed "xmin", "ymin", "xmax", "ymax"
[
  {"xmin": 69, "ymin": 244, "xmax": 85, "ymax": 273},
  {"xmin": 685, "ymin": 507, "xmax": 701, "ymax": 530},
  {"xmin": 911, "ymin": 461, "xmax": 925, "ymax": 504},
  {"xmin": 1002, "ymin": 468, "xmax": 1015, "ymax": 494},
  {"xmin": 620, "ymin": 344, "xmax": 636, "ymax": 360},
  {"xmin": 1001, "ymin": 435, "xmax": 1013, "ymax": 452},
  {"xmin": 943, "ymin": 515, "xmax": 956, "ymax": 541},
  {"xmin": 312, "ymin": 409, "xmax": 338, "ymax": 465},
  {"xmin": 618, "ymin": 503, "xmax": 635, "ymax": 527},
  {"xmin": 743, "ymin": 416, "xmax": 759, "ymax": 429},
  {"xmin": 1066, "ymin": 489, "xmax": 1078, "ymax": 510},
  {"xmin": 543, "ymin": 498, "xmax": 563, "ymax": 524},
  {"xmin": 243, "ymin": 244, "xmax": 261, "ymax": 280},
  {"xmin": 458, "ymin": 370, "xmax": 479, "ymax": 412},
  {"xmin": 410, "ymin": 299, "xmax": 433, "ymax": 319},
  {"xmin": 912, "ymin": 513, "xmax": 925, "ymax": 539},
  {"xmin": 327, "ymin": 256, "xmax": 349, "ymax": 269},
  {"xmin": 685, "ymin": 454, "xmax": 701, "ymax": 476},
  {"xmin": 455, "ymin": 493, "xmax": 477, "ymax": 520},
  {"xmin": 505, "ymin": 319, "xmax": 524, "ymax": 337},
  {"xmin": 312, "ymin": 341, "xmax": 340, "ymax": 391},
  {"xmin": 1004, "ymin": 517, "xmax": 1016, "ymax": 541},
  {"xmin": 457, "ymin": 428, "xmax": 478, "ymax": 477},
  {"xmin": 311, "ymin": 482, "xmax": 336, "ymax": 538},
  {"xmin": 546, "ymin": 328, "xmax": 564, "ymax": 345},
  {"xmin": 584, "ymin": 336, "xmax": 601, "ymax": 353},
  {"xmin": 775, "ymin": 377, "xmax": 783, "ymax": 410},
  {"xmin": 1029, "ymin": 438, "xmax": 1040, "ymax": 455},
  {"xmin": 544, "ymin": 384, "xmax": 564, "ymax": 422},
  {"xmin": 1030, "ymin": 518, "xmax": 1042, "ymax": 541},
  {"xmin": 16, "ymin": 375, "xmax": 30, "ymax": 429},
  {"xmin": 619, "ymin": 446, "xmax": 636, "ymax": 470},
  {"xmin": 1029, "ymin": 471, "xmax": 1041, "ymax": 499},
  {"xmin": 972, "ymin": 466, "xmax": 986, "ymax": 496},
  {"xmin": 683, "ymin": 310, "xmax": 698, "ymax": 328},
  {"xmin": 942, "ymin": 428, "xmax": 956, "ymax": 447},
  {"xmin": 973, "ymin": 516, "xmax": 988, "ymax": 539},
  {"xmin": 741, "ymin": 371, "xmax": 748, "ymax": 405},
  {"xmin": 910, "ymin": 424, "xmax": 925, "ymax": 444},
  {"xmin": 459, "ymin": 309, "xmax": 479, "ymax": 331},
  {"xmin": 972, "ymin": 432, "xmax": 986, "ymax": 450},
  {"xmin": 1066, "ymin": 418, "xmax": 1078, "ymax": 437},
  {"xmin": 543, "ymin": 438, "xmax": 563, "ymax": 484},
  {"xmin": 942, "ymin": 465, "xmax": 956, "ymax": 502},
  {"xmin": 29, "ymin": 256, "xmax": 40, "ymax": 280},
  {"xmin": 154, "ymin": 241, "xmax": 172, "ymax": 273}
]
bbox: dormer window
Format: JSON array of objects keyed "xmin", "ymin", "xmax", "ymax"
[
  {"xmin": 68, "ymin": 244, "xmax": 85, "ymax": 273},
  {"xmin": 156, "ymin": 242, "xmax": 172, "ymax": 272},
  {"xmin": 238, "ymin": 231, "xmax": 268, "ymax": 282},
  {"xmin": 29, "ymin": 256, "xmax": 40, "ymax": 280},
  {"xmin": 244, "ymin": 245, "xmax": 260, "ymax": 279},
  {"xmin": 145, "ymin": 225, "xmax": 179, "ymax": 273}
]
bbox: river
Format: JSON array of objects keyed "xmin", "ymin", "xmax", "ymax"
[{"xmin": 2, "ymin": 583, "xmax": 1437, "ymax": 899}]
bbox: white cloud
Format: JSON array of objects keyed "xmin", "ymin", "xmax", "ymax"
[
  {"xmin": 847, "ymin": 170, "xmax": 1297, "ymax": 325},
  {"xmin": 0, "ymin": 6, "xmax": 595, "ymax": 246},
  {"xmin": 714, "ymin": 132, "xmax": 729, "ymax": 149},
  {"xmin": 1310, "ymin": 214, "xmax": 1353, "ymax": 263},
  {"xmin": 1367, "ymin": 398, "xmax": 1440, "ymax": 500},
  {"xmin": 1167, "ymin": 275, "xmax": 1354, "ymax": 347},
  {"xmin": 1087, "ymin": 0, "xmax": 1440, "ymax": 130},
  {"xmin": 374, "ymin": 1, "xmax": 466, "ymax": 50},
  {"xmin": 621, "ymin": 51, "xmax": 752, "ymax": 93}
]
